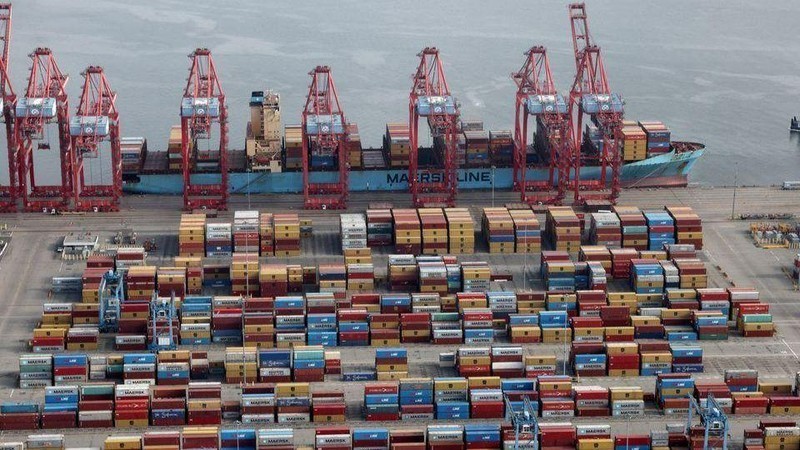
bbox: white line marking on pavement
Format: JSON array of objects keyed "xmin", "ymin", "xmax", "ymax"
[{"xmin": 782, "ymin": 339, "xmax": 799, "ymax": 360}]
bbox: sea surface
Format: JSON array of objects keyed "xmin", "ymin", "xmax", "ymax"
[{"xmin": 4, "ymin": 0, "xmax": 800, "ymax": 187}]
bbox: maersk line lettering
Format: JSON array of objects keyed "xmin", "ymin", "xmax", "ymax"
[{"xmin": 386, "ymin": 171, "xmax": 492, "ymax": 184}]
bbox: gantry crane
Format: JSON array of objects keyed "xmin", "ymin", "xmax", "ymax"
[
  {"xmin": 0, "ymin": 4, "xmax": 15, "ymax": 212},
  {"xmin": 98, "ymin": 269, "xmax": 124, "ymax": 333},
  {"xmin": 408, "ymin": 47, "xmax": 460, "ymax": 207},
  {"xmin": 71, "ymin": 66, "xmax": 121, "ymax": 212},
  {"xmin": 566, "ymin": 3, "xmax": 624, "ymax": 206},
  {"xmin": 180, "ymin": 48, "xmax": 228, "ymax": 211},
  {"xmin": 14, "ymin": 48, "xmax": 73, "ymax": 212},
  {"xmin": 686, "ymin": 394, "xmax": 729, "ymax": 450},
  {"xmin": 512, "ymin": 46, "xmax": 569, "ymax": 205},
  {"xmin": 301, "ymin": 66, "xmax": 348, "ymax": 209},
  {"xmin": 149, "ymin": 292, "xmax": 177, "ymax": 352},
  {"xmin": 504, "ymin": 394, "xmax": 539, "ymax": 450}
]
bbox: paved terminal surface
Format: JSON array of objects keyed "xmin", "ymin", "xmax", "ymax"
[{"xmin": 0, "ymin": 186, "xmax": 797, "ymax": 447}]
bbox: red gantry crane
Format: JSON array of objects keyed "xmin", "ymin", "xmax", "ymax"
[
  {"xmin": 0, "ymin": 4, "xmax": 16, "ymax": 212},
  {"xmin": 408, "ymin": 47, "xmax": 460, "ymax": 207},
  {"xmin": 180, "ymin": 48, "xmax": 228, "ymax": 211},
  {"xmin": 301, "ymin": 66, "xmax": 348, "ymax": 209},
  {"xmin": 566, "ymin": 3, "xmax": 624, "ymax": 206},
  {"xmin": 71, "ymin": 66, "xmax": 122, "ymax": 212},
  {"xmin": 512, "ymin": 46, "xmax": 569, "ymax": 205},
  {"xmin": 14, "ymin": 48, "xmax": 73, "ymax": 212}
]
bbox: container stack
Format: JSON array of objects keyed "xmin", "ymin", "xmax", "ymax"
[
  {"xmin": 156, "ymin": 351, "xmax": 191, "ymax": 385},
  {"xmin": 418, "ymin": 208, "xmax": 448, "ymax": 255},
  {"xmin": 572, "ymin": 386, "xmax": 610, "ymax": 417},
  {"xmin": 338, "ymin": 308, "xmax": 370, "ymax": 347},
  {"xmin": 114, "ymin": 384, "xmax": 149, "ymax": 427},
  {"xmin": 614, "ymin": 206, "xmax": 648, "ymax": 250},
  {"xmin": 509, "ymin": 208, "xmax": 541, "ymax": 253},
  {"xmin": 274, "ymin": 296, "xmax": 306, "ymax": 349},
  {"xmin": 610, "ymin": 386, "xmax": 645, "ymax": 417},
  {"xmin": 366, "ymin": 209, "xmax": 393, "ymax": 247},
  {"xmin": 482, "ymin": 207, "xmax": 515, "ymax": 254},
  {"xmin": 126, "ymin": 266, "xmax": 157, "ymax": 302},
  {"xmin": 444, "ymin": 208, "xmax": 474, "ymax": 254},
  {"xmin": 386, "ymin": 123, "xmax": 411, "ymax": 168},
  {"xmin": 489, "ymin": 130, "xmax": 513, "ymax": 165},
  {"xmin": 630, "ymin": 259, "xmax": 664, "ymax": 295},
  {"xmin": 546, "ymin": 206, "xmax": 581, "ymax": 256},
  {"xmin": 644, "ymin": 211, "xmax": 676, "ymax": 251},
  {"xmin": 224, "ymin": 347, "xmax": 257, "ymax": 384},
  {"xmin": 306, "ymin": 312, "xmax": 338, "ymax": 347},
  {"xmin": 346, "ymin": 258, "xmax": 374, "ymax": 292},
  {"xmin": 400, "ymin": 378, "xmax": 434, "ymax": 420},
  {"xmin": 656, "ymin": 374, "xmax": 693, "ymax": 414},
  {"xmin": 675, "ymin": 259, "xmax": 708, "ymax": 289},
  {"xmin": 156, "ymin": 267, "xmax": 186, "ymax": 299},
  {"xmin": 2, "ymin": 403, "xmax": 40, "ymax": 431},
  {"xmin": 434, "ymin": 378, "xmax": 469, "ymax": 420},
  {"xmin": 639, "ymin": 121, "xmax": 671, "ymax": 157},
  {"xmin": 167, "ymin": 125, "xmax": 182, "ymax": 171},
  {"xmin": 258, "ymin": 213, "xmax": 274, "ymax": 256},
  {"xmin": 392, "ymin": 209, "xmax": 421, "ymax": 254},
  {"xmin": 318, "ymin": 264, "xmax": 347, "ymax": 295},
  {"xmin": 19, "ymin": 354, "xmax": 52, "ymax": 389},
  {"xmin": 120, "ymin": 137, "xmax": 146, "ymax": 175},
  {"xmin": 671, "ymin": 343, "xmax": 704, "ymax": 373},
  {"xmin": 345, "ymin": 123, "xmax": 362, "ymax": 169},
  {"xmin": 737, "ymin": 304, "xmax": 774, "ymax": 338},
  {"xmin": 508, "ymin": 313, "xmax": 540, "ymax": 343},
  {"xmin": 258, "ymin": 349, "xmax": 292, "ymax": 383},
  {"xmin": 387, "ymin": 255, "xmax": 417, "ymax": 291},
  {"xmin": 340, "ymin": 214, "xmax": 367, "ymax": 252},
  {"xmin": 606, "ymin": 343, "xmax": 640, "ymax": 377},
  {"xmin": 293, "ymin": 346, "xmax": 325, "ymax": 382},
  {"xmin": 205, "ymin": 223, "xmax": 232, "ymax": 257},
  {"xmin": 464, "ymin": 130, "xmax": 490, "ymax": 167},
  {"xmin": 364, "ymin": 381, "xmax": 400, "ymax": 421},
  {"xmin": 259, "ymin": 264, "xmax": 287, "ymax": 297},
  {"xmin": 462, "ymin": 309, "xmax": 494, "ymax": 345},
  {"xmin": 187, "ymin": 382, "xmax": 222, "ymax": 425},
  {"xmin": 401, "ymin": 313, "xmax": 431, "ymax": 344},
  {"xmin": 230, "ymin": 253, "xmax": 259, "ymax": 296},
  {"xmin": 540, "ymin": 311, "xmax": 570, "ymax": 343},
  {"xmin": 620, "ymin": 123, "xmax": 647, "ymax": 162},
  {"xmin": 180, "ymin": 297, "xmax": 212, "ymax": 345},
  {"xmin": 231, "ymin": 211, "xmax": 259, "ymax": 254},
  {"xmin": 52, "ymin": 354, "xmax": 88, "ymax": 386},
  {"xmin": 375, "ymin": 348, "xmax": 408, "ymax": 381},
  {"xmin": 667, "ymin": 206, "xmax": 704, "ymax": 250},
  {"xmin": 273, "ymin": 214, "xmax": 301, "ymax": 257},
  {"xmin": 179, "ymin": 214, "xmax": 206, "ymax": 257},
  {"xmin": 284, "ymin": 125, "xmax": 303, "ymax": 170},
  {"xmin": 418, "ymin": 257, "xmax": 448, "ymax": 295},
  {"xmin": 589, "ymin": 212, "xmax": 621, "ymax": 247},
  {"xmin": 461, "ymin": 262, "xmax": 491, "ymax": 293},
  {"xmin": 542, "ymin": 251, "xmax": 576, "ymax": 293}
]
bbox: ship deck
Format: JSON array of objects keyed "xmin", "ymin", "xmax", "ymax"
[{"xmin": 0, "ymin": 186, "xmax": 797, "ymax": 445}]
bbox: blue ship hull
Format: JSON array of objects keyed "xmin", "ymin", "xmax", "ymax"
[{"xmin": 123, "ymin": 148, "xmax": 703, "ymax": 195}]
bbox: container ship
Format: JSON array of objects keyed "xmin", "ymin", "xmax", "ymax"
[{"xmin": 120, "ymin": 92, "xmax": 704, "ymax": 196}]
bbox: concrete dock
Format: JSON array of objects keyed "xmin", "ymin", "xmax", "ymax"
[{"xmin": 0, "ymin": 186, "xmax": 797, "ymax": 447}]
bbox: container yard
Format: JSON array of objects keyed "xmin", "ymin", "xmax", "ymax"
[{"xmin": 0, "ymin": 186, "xmax": 795, "ymax": 450}]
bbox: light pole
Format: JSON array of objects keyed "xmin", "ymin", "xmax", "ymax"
[
  {"xmin": 730, "ymin": 162, "xmax": 739, "ymax": 220},
  {"xmin": 491, "ymin": 165, "xmax": 496, "ymax": 207},
  {"xmin": 522, "ymin": 222, "xmax": 528, "ymax": 291},
  {"xmin": 235, "ymin": 420, "xmax": 241, "ymax": 450}
]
